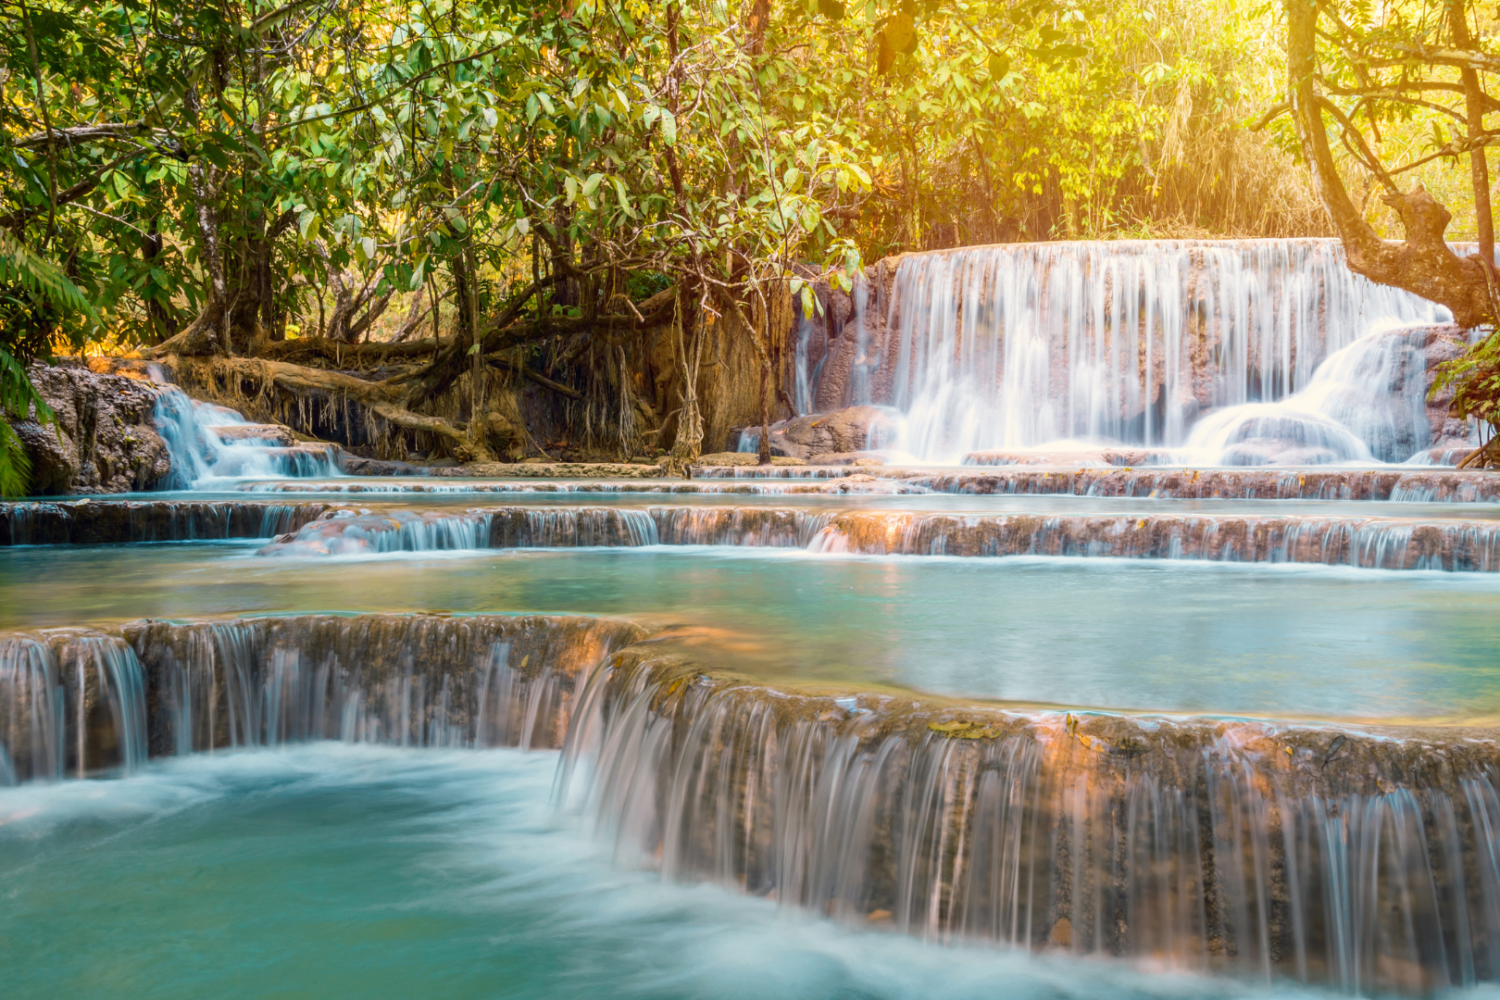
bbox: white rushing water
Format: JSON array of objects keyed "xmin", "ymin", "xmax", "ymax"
[
  {"xmin": 153, "ymin": 386, "xmax": 340, "ymax": 487},
  {"xmin": 1, "ymin": 743, "xmax": 1349, "ymax": 1000},
  {"xmin": 817, "ymin": 239, "xmax": 1477, "ymax": 465}
]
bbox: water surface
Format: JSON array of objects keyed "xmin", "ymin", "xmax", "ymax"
[
  {"xmin": 0, "ymin": 744, "xmax": 1363, "ymax": 1000},
  {"xmin": 4, "ymin": 543, "xmax": 1497, "ymax": 722}
]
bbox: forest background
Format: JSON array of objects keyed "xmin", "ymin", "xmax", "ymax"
[{"xmin": 0, "ymin": 0, "xmax": 1495, "ymax": 485}]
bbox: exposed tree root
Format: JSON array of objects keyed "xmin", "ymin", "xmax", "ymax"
[
  {"xmin": 1457, "ymin": 434, "xmax": 1500, "ymax": 469},
  {"xmin": 256, "ymin": 337, "xmax": 448, "ymax": 367},
  {"xmin": 163, "ymin": 354, "xmax": 496, "ymax": 463}
]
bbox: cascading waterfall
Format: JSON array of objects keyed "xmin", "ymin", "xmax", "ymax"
[
  {"xmin": 248, "ymin": 504, "xmax": 1500, "ymax": 571},
  {"xmin": 828, "ymin": 239, "xmax": 1465, "ymax": 464},
  {"xmin": 557, "ymin": 645, "xmax": 1500, "ymax": 996},
  {"xmin": 0, "ymin": 499, "xmax": 327, "ymax": 545},
  {"xmin": 8, "ymin": 607, "xmax": 1500, "ymax": 994},
  {"xmin": 0, "ymin": 631, "xmax": 147, "ymax": 784},
  {"xmin": 0, "ymin": 614, "xmax": 644, "ymax": 778},
  {"xmin": 130, "ymin": 614, "xmax": 641, "ymax": 753},
  {"xmin": 154, "ymin": 386, "xmax": 340, "ymax": 486},
  {"xmin": 257, "ymin": 509, "xmax": 497, "ymax": 556},
  {"xmin": 1182, "ymin": 321, "xmax": 1443, "ymax": 465}
]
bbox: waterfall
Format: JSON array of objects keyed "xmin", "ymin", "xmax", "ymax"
[
  {"xmin": 0, "ymin": 613, "xmax": 644, "ymax": 778},
  {"xmin": 1182, "ymin": 321, "xmax": 1443, "ymax": 465},
  {"xmin": 258, "ymin": 509, "xmax": 497, "ymax": 556},
  {"xmin": 0, "ymin": 499, "xmax": 329, "ymax": 545},
  {"xmin": 130, "ymin": 614, "xmax": 641, "ymax": 753},
  {"xmin": 557, "ymin": 645, "xmax": 1500, "ymax": 995},
  {"xmin": 246, "ymin": 503, "xmax": 1500, "ymax": 571},
  {"xmin": 814, "ymin": 239, "xmax": 1467, "ymax": 464},
  {"xmin": 153, "ymin": 386, "xmax": 340, "ymax": 486},
  {"xmin": 0, "ymin": 631, "xmax": 147, "ymax": 784}
]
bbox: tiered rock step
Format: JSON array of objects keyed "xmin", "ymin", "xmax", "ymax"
[
  {"xmin": 0, "ymin": 613, "xmax": 645, "ymax": 781},
  {"xmin": 234, "ymin": 477, "xmax": 932, "ymax": 495},
  {"xmin": 7, "ymin": 609, "xmax": 1500, "ymax": 994},
  {"xmin": 964, "ymin": 447, "xmax": 1179, "ymax": 466},
  {"xmin": 965, "ymin": 446, "xmax": 1485, "ymax": 468},
  {"xmin": 204, "ymin": 423, "xmax": 299, "ymax": 447},
  {"xmin": 10, "ymin": 499, "xmax": 1500, "ymax": 569},
  {"xmin": 0, "ymin": 499, "xmax": 329, "ymax": 545},
  {"xmin": 691, "ymin": 464, "xmax": 1500, "ymax": 501},
  {"xmin": 243, "ymin": 504, "xmax": 1500, "ymax": 570},
  {"xmin": 561, "ymin": 642, "xmax": 1500, "ymax": 996}
]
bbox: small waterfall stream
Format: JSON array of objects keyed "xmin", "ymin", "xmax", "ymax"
[{"xmin": 153, "ymin": 386, "xmax": 340, "ymax": 486}]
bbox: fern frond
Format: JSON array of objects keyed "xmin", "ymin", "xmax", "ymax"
[
  {"xmin": 0, "ymin": 229, "xmax": 100, "ymax": 328},
  {"xmin": 0, "ymin": 418, "xmax": 31, "ymax": 497},
  {"xmin": 0, "ymin": 346, "xmax": 51, "ymax": 423}
]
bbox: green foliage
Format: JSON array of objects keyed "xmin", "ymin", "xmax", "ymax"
[
  {"xmin": 0, "ymin": 0, "xmax": 1308, "ymax": 346},
  {"xmin": 0, "ymin": 418, "xmax": 30, "ymax": 498},
  {"xmin": 0, "ymin": 345, "xmax": 47, "ymax": 497},
  {"xmin": 0, "ymin": 233, "xmax": 77, "ymax": 497},
  {"xmin": 1434, "ymin": 332, "xmax": 1500, "ymax": 431}
]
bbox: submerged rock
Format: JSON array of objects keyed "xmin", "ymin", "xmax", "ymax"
[{"xmin": 740, "ymin": 405, "xmax": 900, "ymax": 460}]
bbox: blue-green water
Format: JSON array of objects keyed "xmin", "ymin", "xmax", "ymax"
[
  {"xmin": 2, "ymin": 541, "xmax": 1498, "ymax": 722},
  {"xmin": 0, "ymin": 744, "xmax": 1338, "ymax": 1000}
]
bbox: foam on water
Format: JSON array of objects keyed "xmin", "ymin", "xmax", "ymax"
[{"xmin": 0, "ymin": 744, "xmax": 1344, "ymax": 1000}]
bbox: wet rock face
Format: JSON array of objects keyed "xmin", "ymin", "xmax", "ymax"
[
  {"xmin": 0, "ymin": 629, "xmax": 147, "ymax": 782},
  {"xmin": 7, "ymin": 362, "xmax": 172, "ymax": 494}
]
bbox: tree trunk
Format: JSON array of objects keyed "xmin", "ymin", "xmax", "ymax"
[
  {"xmin": 757, "ymin": 353, "xmax": 772, "ymax": 465},
  {"xmin": 1285, "ymin": 0, "xmax": 1493, "ymax": 327},
  {"xmin": 1452, "ymin": 0, "xmax": 1495, "ymax": 266},
  {"xmin": 668, "ymin": 288, "xmax": 704, "ymax": 472},
  {"xmin": 188, "ymin": 161, "xmax": 231, "ymax": 355}
]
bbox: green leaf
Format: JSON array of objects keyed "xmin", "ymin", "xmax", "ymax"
[{"xmin": 661, "ymin": 110, "xmax": 678, "ymax": 147}]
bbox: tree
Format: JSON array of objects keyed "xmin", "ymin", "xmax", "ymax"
[
  {"xmin": 0, "ymin": 0, "xmax": 1336, "ymax": 478},
  {"xmin": 1277, "ymin": 0, "xmax": 1500, "ymax": 462}
]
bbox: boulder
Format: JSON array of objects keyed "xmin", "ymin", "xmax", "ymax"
[
  {"xmin": 7, "ymin": 361, "xmax": 172, "ymax": 494},
  {"xmin": 748, "ymin": 405, "xmax": 900, "ymax": 460}
]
